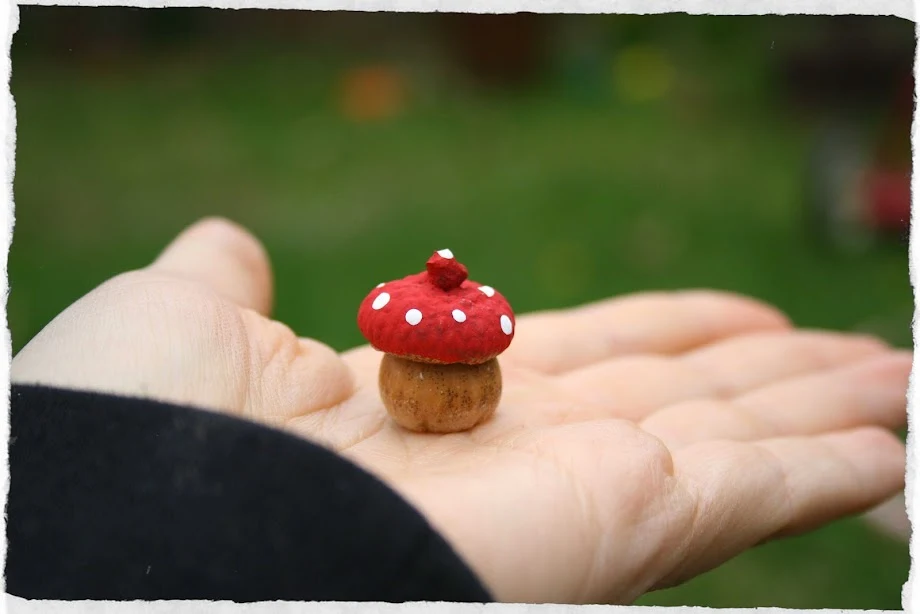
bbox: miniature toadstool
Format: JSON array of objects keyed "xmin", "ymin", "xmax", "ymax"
[{"xmin": 357, "ymin": 249, "xmax": 515, "ymax": 433}]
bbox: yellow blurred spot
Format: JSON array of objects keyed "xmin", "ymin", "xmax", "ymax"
[
  {"xmin": 613, "ymin": 45, "xmax": 674, "ymax": 103},
  {"xmin": 339, "ymin": 64, "xmax": 408, "ymax": 123}
]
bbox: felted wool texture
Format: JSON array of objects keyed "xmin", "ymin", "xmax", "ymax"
[{"xmin": 358, "ymin": 251, "xmax": 515, "ymax": 364}]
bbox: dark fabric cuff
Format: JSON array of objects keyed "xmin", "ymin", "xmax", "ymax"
[{"xmin": 7, "ymin": 384, "xmax": 493, "ymax": 603}]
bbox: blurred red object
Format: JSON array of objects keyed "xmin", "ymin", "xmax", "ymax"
[
  {"xmin": 865, "ymin": 170, "xmax": 910, "ymax": 232},
  {"xmin": 807, "ymin": 74, "xmax": 911, "ymax": 251},
  {"xmin": 866, "ymin": 74, "xmax": 912, "ymax": 234}
]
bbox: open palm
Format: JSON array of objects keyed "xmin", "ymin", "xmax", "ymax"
[{"xmin": 13, "ymin": 219, "xmax": 909, "ymax": 605}]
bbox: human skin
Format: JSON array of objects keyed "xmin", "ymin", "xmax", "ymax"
[{"xmin": 12, "ymin": 217, "xmax": 909, "ymax": 605}]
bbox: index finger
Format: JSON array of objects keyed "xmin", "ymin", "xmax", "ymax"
[{"xmin": 501, "ymin": 290, "xmax": 791, "ymax": 375}]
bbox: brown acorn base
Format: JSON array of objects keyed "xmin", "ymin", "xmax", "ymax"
[{"xmin": 378, "ymin": 354, "xmax": 502, "ymax": 433}]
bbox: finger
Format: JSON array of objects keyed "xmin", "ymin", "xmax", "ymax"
[
  {"xmin": 553, "ymin": 330, "xmax": 890, "ymax": 421},
  {"xmin": 662, "ymin": 426, "xmax": 905, "ymax": 588},
  {"xmin": 642, "ymin": 351, "xmax": 910, "ymax": 448},
  {"xmin": 149, "ymin": 217, "xmax": 274, "ymax": 315},
  {"xmin": 502, "ymin": 290, "xmax": 790, "ymax": 375},
  {"xmin": 679, "ymin": 329, "xmax": 891, "ymax": 397}
]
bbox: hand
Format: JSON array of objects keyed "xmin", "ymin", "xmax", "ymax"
[{"xmin": 13, "ymin": 218, "xmax": 909, "ymax": 604}]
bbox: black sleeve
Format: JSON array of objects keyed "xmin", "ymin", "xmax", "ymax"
[{"xmin": 6, "ymin": 384, "xmax": 493, "ymax": 603}]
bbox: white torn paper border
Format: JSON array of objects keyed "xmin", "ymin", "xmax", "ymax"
[
  {"xmin": 0, "ymin": 2, "xmax": 914, "ymax": 614},
  {"xmin": 903, "ymin": 10, "xmax": 918, "ymax": 614},
  {"xmin": 8, "ymin": 0, "xmax": 917, "ymax": 18},
  {"xmin": 1, "ymin": 0, "xmax": 16, "ymax": 612},
  {"xmin": 0, "ymin": 601, "xmax": 911, "ymax": 614}
]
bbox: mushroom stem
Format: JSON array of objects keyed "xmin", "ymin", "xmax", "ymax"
[{"xmin": 378, "ymin": 354, "xmax": 501, "ymax": 433}]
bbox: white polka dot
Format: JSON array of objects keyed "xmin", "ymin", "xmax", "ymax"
[
  {"xmin": 452, "ymin": 309, "xmax": 467, "ymax": 323},
  {"xmin": 478, "ymin": 286, "xmax": 495, "ymax": 297},
  {"xmin": 500, "ymin": 314, "xmax": 513, "ymax": 335},
  {"xmin": 376, "ymin": 283, "xmax": 385, "ymax": 288},
  {"xmin": 437, "ymin": 249, "xmax": 454, "ymax": 259},
  {"xmin": 405, "ymin": 309, "xmax": 423, "ymax": 326},
  {"xmin": 372, "ymin": 293, "xmax": 390, "ymax": 310}
]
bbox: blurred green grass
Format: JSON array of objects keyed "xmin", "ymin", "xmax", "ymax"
[{"xmin": 9, "ymin": 19, "xmax": 912, "ymax": 609}]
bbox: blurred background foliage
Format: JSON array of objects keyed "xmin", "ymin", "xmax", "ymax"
[{"xmin": 10, "ymin": 8, "xmax": 914, "ymax": 608}]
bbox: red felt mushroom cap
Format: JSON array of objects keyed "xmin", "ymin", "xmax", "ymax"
[{"xmin": 357, "ymin": 249, "xmax": 515, "ymax": 365}]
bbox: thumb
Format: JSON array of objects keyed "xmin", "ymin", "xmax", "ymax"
[{"xmin": 149, "ymin": 217, "xmax": 274, "ymax": 315}]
